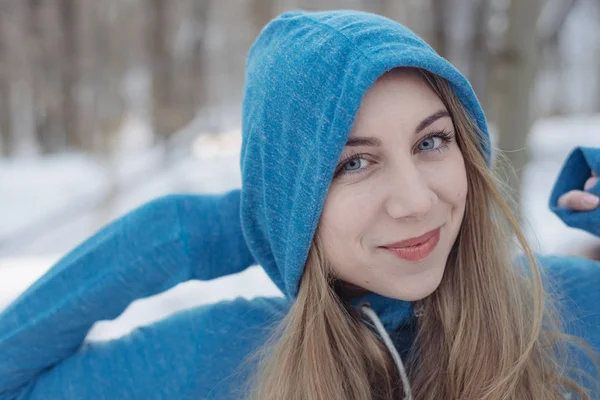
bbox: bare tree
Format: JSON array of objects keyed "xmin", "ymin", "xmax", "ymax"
[
  {"xmin": 538, "ymin": 0, "xmax": 580, "ymax": 46},
  {"xmin": 190, "ymin": 0, "xmax": 211, "ymax": 111},
  {"xmin": 148, "ymin": 0, "xmax": 173, "ymax": 141},
  {"xmin": 430, "ymin": 0, "xmax": 448, "ymax": 58},
  {"xmin": 93, "ymin": 0, "xmax": 127, "ymax": 154},
  {"xmin": 6, "ymin": 0, "xmax": 37, "ymax": 155},
  {"xmin": 249, "ymin": 0, "xmax": 277, "ymax": 32},
  {"xmin": 88, "ymin": 0, "xmax": 128, "ymax": 230},
  {"xmin": 148, "ymin": 1, "xmax": 195, "ymax": 142},
  {"xmin": 60, "ymin": 0, "xmax": 80, "ymax": 151},
  {"xmin": 28, "ymin": 0, "xmax": 57, "ymax": 153},
  {"xmin": 488, "ymin": 0, "xmax": 543, "ymax": 214},
  {"xmin": 469, "ymin": 0, "xmax": 491, "ymax": 110},
  {"xmin": 0, "ymin": 3, "xmax": 12, "ymax": 157},
  {"xmin": 380, "ymin": 0, "xmax": 409, "ymax": 24},
  {"xmin": 25, "ymin": 0, "xmax": 82, "ymax": 153}
]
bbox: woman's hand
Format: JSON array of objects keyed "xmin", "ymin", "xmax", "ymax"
[{"xmin": 557, "ymin": 171, "xmax": 599, "ymax": 211}]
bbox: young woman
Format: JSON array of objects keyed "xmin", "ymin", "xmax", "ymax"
[{"xmin": 1, "ymin": 9, "xmax": 599, "ymax": 400}]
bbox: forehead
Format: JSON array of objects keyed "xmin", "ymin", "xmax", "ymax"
[{"xmin": 350, "ymin": 70, "xmax": 447, "ymax": 137}]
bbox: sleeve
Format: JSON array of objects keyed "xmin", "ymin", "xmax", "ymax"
[
  {"xmin": 546, "ymin": 147, "xmax": 600, "ymax": 382},
  {"xmin": 536, "ymin": 255, "xmax": 600, "ymax": 384},
  {"xmin": 0, "ymin": 189, "xmax": 256, "ymax": 399},
  {"xmin": 8, "ymin": 297, "xmax": 285, "ymax": 400},
  {"xmin": 549, "ymin": 146, "xmax": 600, "ymax": 237}
]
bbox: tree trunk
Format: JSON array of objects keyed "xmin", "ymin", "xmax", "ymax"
[
  {"xmin": 148, "ymin": 0, "xmax": 172, "ymax": 142},
  {"xmin": 94, "ymin": 0, "xmax": 126, "ymax": 155},
  {"xmin": 8, "ymin": 0, "xmax": 37, "ymax": 155},
  {"xmin": 381, "ymin": 0, "xmax": 409, "ymax": 25},
  {"xmin": 430, "ymin": 0, "xmax": 448, "ymax": 58},
  {"xmin": 25, "ymin": 0, "xmax": 53, "ymax": 153},
  {"xmin": 469, "ymin": 0, "xmax": 491, "ymax": 110},
  {"xmin": 25, "ymin": 0, "xmax": 81, "ymax": 153},
  {"xmin": 91, "ymin": 0, "xmax": 127, "ymax": 230},
  {"xmin": 60, "ymin": 0, "xmax": 81, "ymax": 151},
  {"xmin": 190, "ymin": 0, "xmax": 210, "ymax": 111},
  {"xmin": 488, "ymin": 0, "xmax": 543, "ymax": 218},
  {"xmin": 0, "ymin": 7, "xmax": 12, "ymax": 157},
  {"xmin": 249, "ymin": 0, "xmax": 277, "ymax": 32}
]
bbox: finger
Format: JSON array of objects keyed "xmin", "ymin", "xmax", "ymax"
[
  {"xmin": 584, "ymin": 176, "xmax": 599, "ymax": 191},
  {"xmin": 557, "ymin": 190, "xmax": 600, "ymax": 211}
]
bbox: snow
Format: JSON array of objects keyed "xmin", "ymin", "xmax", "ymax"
[
  {"xmin": 0, "ymin": 114, "xmax": 280, "ymax": 341},
  {"xmin": 1, "ymin": 113, "xmax": 599, "ymax": 341},
  {"xmin": 522, "ymin": 114, "xmax": 600, "ymax": 254}
]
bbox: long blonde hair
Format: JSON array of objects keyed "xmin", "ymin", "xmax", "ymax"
[{"xmin": 247, "ymin": 69, "xmax": 597, "ymax": 399}]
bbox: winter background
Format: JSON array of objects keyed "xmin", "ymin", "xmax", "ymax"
[{"xmin": 1, "ymin": 0, "xmax": 600, "ymax": 342}]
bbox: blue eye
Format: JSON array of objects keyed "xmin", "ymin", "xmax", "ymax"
[
  {"xmin": 416, "ymin": 130, "xmax": 454, "ymax": 154},
  {"xmin": 342, "ymin": 157, "xmax": 368, "ymax": 172},
  {"xmin": 418, "ymin": 136, "xmax": 443, "ymax": 151},
  {"xmin": 334, "ymin": 153, "xmax": 371, "ymax": 178}
]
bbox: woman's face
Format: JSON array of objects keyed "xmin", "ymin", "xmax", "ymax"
[{"xmin": 319, "ymin": 69, "xmax": 468, "ymax": 301}]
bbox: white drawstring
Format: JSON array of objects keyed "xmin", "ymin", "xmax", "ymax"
[
  {"xmin": 360, "ymin": 305, "xmax": 573, "ymax": 400},
  {"xmin": 360, "ymin": 304, "xmax": 414, "ymax": 400}
]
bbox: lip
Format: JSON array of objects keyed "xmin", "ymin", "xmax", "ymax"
[
  {"xmin": 381, "ymin": 227, "xmax": 442, "ymax": 262},
  {"xmin": 384, "ymin": 227, "xmax": 442, "ymax": 249}
]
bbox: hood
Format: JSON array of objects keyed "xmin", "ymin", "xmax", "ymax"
[{"xmin": 240, "ymin": 9, "xmax": 491, "ymax": 329}]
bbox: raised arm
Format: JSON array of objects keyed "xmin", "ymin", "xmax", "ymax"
[
  {"xmin": 549, "ymin": 146, "xmax": 600, "ymax": 237},
  {"xmin": 542, "ymin": 147, "xmax": 600, "ymax": 381},
  {"xmin": 0, "ymin": 189, "xmax": 255, "ymax": 398}
]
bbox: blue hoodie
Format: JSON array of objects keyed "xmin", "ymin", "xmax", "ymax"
[{"xmin": 1, "ymin": 10, "xmax": 600, "ymax": 400}]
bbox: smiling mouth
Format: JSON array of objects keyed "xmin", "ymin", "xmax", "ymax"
[{"xmin": 381, "ymin": 227, "xmax": 442, "ymax": 262}]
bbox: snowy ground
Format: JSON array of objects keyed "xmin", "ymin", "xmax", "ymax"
[{"xmin": 1, "ymin": 113, "xmax": 599, "ymax": 341}]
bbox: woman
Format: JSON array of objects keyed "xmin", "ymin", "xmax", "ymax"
[{"xmin": 1, "ymin": 9, "xmax": 599, "ymax": 400}]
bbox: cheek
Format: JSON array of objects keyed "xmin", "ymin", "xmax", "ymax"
[
  {"xmin": 455, "ymin": 157, "xmax": 469, "ymax": 206},
  {"xmin": 429, "ymin": 152, "xmax": 468, "ymax": 208},
  {"xmin": 450, "ymin": 164, "xmax": 468, "ymax": 208},
  {"xmin": 320, "ymin": 190, "xmax": 365, "ymax": 238},
  {"xmin": 318, "ymin": 186, "xmax": 379, "ymax": 258}
]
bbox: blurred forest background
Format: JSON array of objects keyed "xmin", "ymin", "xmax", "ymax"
[
  {"xmin": 1, "ymin": 0, "xmax": 598, "ymax": 152},
  {"xmin": 0, "ymin": 0, "xmax": 599, "ymax": 254},
  {"xmin": 1, "ymin": 0, "xmax": 600, "ymax": 338}
]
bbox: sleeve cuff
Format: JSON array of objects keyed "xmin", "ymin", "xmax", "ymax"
[{"xmin": 549, "ymin": 146, "xmax": 600, "ymax": 236}]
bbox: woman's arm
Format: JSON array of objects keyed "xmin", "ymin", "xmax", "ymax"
[
  {"xmin": 536, "ymin": 254, "xmax": 600, "ymax": 383},
  {"xmin": 0, "ymin": 190, "xmax": 255, "ymax": 398},
  {"xmin": 5, "ymin": 296, "xmax": 286, "ymax": 400},
  {"xmin": 549, "ymin": 146, "xmax": 600, "ymax": 236},
  {"xmin": 543, "ymin": 147, "xmax": 600, "ymax": 380}
]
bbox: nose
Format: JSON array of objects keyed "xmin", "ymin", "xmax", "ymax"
[{"xmin": 383, "ymin": 162, "xmax": 437, "ymax": 220}]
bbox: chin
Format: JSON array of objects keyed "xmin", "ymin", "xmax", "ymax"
[{"xmin": 385, "ymin": 270, "xmax": 445, "ymax": 301}]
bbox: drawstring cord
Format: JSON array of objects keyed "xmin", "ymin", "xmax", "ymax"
[
  {"xmin": 360, "ymin": 304, "xmax": 414, "ymax": 400},
  {"xmin": 360, "ymin": 304, "xmax": 572, "ymax": 400}
]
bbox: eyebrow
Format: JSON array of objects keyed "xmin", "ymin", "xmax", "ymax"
[
  {"xmin": 344, "ymin": 109, "xmax": 451, "ymax": 147},
  {"xmin": 415, "ymin": 110, "xmax": 450, "ymax": 134},
  {"xmin": 345, "ymin": 136, "xmax": 382, "ymax": 147}
]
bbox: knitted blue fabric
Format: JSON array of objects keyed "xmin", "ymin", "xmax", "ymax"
[
  {"xmin": 0, "ymin": 191, "xmax": 282, "ymax": 399},
  {"xmin": 240, "ymin": 9, "xmax": 491, "ymax": 300},
  {"xmin": 239, "ymin": 10, "xmax": 491, "ymax": 330},
  {"xmin": 549, "ymin": 146, "xmax": 600, "ymax": 235},
  {"xmin": 0, "ymin": 9, "xmax": 598, "ymax": 399}
]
